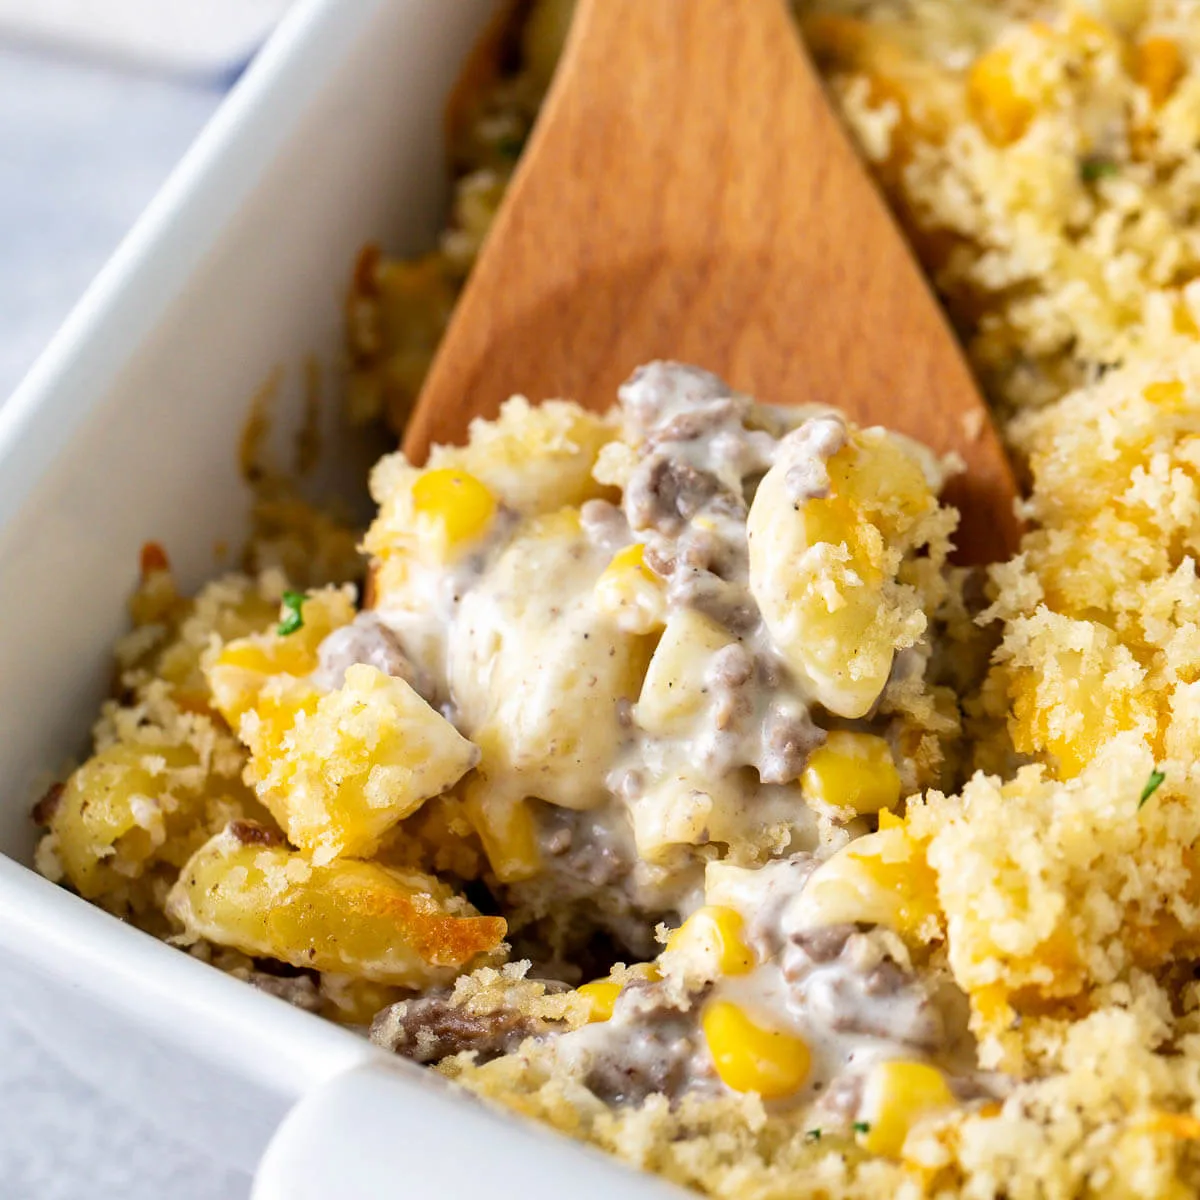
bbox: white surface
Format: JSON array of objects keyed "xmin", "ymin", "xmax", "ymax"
[
  {"xmin": 252, "ymin": 1064, "xmax": 681, "ymax": 1200},
  {"xmin": 0, "ymin": 47, "xmax": 219, "ymax": 407},
  {"xmin": 0, "ymin": 45, "xmax": 243, "ymax": 1200},
  {"xmin": 0, "ymin": 3, "xmax": 662, "ymax": 1199},
  {"xmin": 0, "ymin": 0, "xmax": 294, "ymax": 78},
  {"xmin": 0, "ymin": 1016, "xmax": 249, "ymax": 1200}
]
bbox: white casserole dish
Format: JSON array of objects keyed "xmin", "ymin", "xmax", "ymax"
[{"xmin": 0, "ymin": 2, "xmax": 677, "ymax": 1195}]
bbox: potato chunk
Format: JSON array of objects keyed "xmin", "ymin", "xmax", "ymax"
[
  {"xmin": 168, "ymin": 823, "xmax": 506, "ymax": 987},
  {"xmin": 53, "ymin": 741, "xmax": 201, "ymax": 902},
  {"xmin": 748, "ymin": 423, "xmax": 941, "ymax": 718},
  {"xmin": 46, "ymin": 701, "xmax": 263, "ymax": 920},
  {"xmin": 634, "ymin": 608, "xmax": 734, "ymax": 737},
  {"xmin": 448, "ymin": 510, "xmax": 653, "ymax": 812},
  {"xmin": 247, "ymin": 664, "xmax": 480, "ymax": 864}
]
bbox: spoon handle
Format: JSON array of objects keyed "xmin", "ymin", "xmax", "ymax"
[{"xmin": 407, "ymin": 0, "xmax": 1020, "ymax": 564}]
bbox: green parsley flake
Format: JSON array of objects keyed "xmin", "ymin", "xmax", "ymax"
[
  {"xmin": 1080, "ymin": 155, "xmax": 1119, "ymax": 183},
  {"xmin": 805, "ymin": 1129, "xmax": 822, "ymax": 1143},
  {"xmin": 278, "ymin": 590, "xmax": 306, "ymax": 636},
  {"xmin": 1139, "ymin": 768, "xmax": 1166, "ymax": 810},
  {"xmin": 852, "ymin": 1122, "xmax": 871, "ymax": 1135}
]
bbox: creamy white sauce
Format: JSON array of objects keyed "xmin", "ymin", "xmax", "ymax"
[{"xmin": 352, "ymin": 363, "xmax": 981, "ymax": 1115}]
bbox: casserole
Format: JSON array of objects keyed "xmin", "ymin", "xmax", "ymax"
[
  {"xmin": 17, "ymin": 2, "xmax": 1200, "ymax": 1197},
  {"xmin": 0, "ymin": 1, "xmax": 671, "ymax": 1194}
]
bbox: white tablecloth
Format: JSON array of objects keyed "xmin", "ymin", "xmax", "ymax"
[{"xmin": 0, "ymin": 44, "xmax": 249, "ymax": 1200}]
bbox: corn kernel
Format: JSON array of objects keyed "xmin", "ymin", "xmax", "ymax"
[
  {"xmin": 858, "ymin": 1059, "xmax": 956, "ymax": 1158},
  {"xmin": 967, "ymin": 49, "xmax": 1034, "ymax": 146},
  {"xmin": 703, "ymin": 1001, "xmax": 811, "ymax": 1099},
  {"xmin": 607, "ymin": 542, "xmax": 654, "ymax": 579},
  {"xmin": 793, "ymin": 826, "xmax": 938, "ymax": 940},
  {"xmin": 576, "ymin": 961, "xmax": 659, "ymax": 1023},
  {"xmin": 802, "ymin": 732, "xmax": 901, "ymax": 814},
  {"xmin": 1132, "ymin": 1113, "xmax": 1200, "ymax": 1140},
  {"xmin": 412, "ymin": 468, "xmax": 496, "ymax": 550},
  {"xmin": 207, "ymin": 587, "xmax": 356, "ymax": 726},
  {"xmin": 577, "ymin": 980, "xmax": 622, "ymax": 1022},
  {"xmin": 594, "ymin": 542, "xmax": 666, "ymax": 633},
  {"xmin": 1173, "ymin": 301, "xmax": 1199, "ymax": 337},
  {"xmin": 1136, "ymin": 38, "xmax": 1184, "ymax": 108},
  {"xmin": 625, "ymin": 961, "xmax": 662, "ymax": 983},
  {"xmin": 666, "ymin": 906, "xmax": 756, "ymax": 976},
  {"xmin": 1145, "ymin": 380, "xmax": 1187, "ymax": 412}
]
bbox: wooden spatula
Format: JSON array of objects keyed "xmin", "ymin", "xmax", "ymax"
[{"xmin": 404, "ymin": 0, "xmax": 1019, "ymax": 564}]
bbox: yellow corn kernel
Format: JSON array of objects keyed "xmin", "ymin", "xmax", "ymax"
[
  {"xmin": 207, "ymin": 587, "xmax": 356, "ymax": 726},
  {"xmin": 801, "ymin": 732, "xmax": 901, "ymax": 815},
  {"xmin": 1145, "ymin": 380, "xmax": 1187, "ymax": 412},
  {"xmin": 666, "ymin": 906, "xmax": 756, "ymax": 976},
  {"xmin": 625, "ymin": 961, "xmax": 662, "ymax": 983},
  {"xmin": 415, "ymin": 399, "xmax": 614, "ymax": 516},
  {"xmin": 412, "ymin": 468, "xmax": 496, "ymax": 551},
  {"xmin": 703, "ymin": 1001, "xmax": 811, "ymax": 1099},
  {"xmin": 858, "ymin": 1060, "xmax": 956, "ymax": 1158},
  {"xmin": 1131, "ymin": 1113, "xmax": 1200, "ymax": 1140},
  {"xmin": 967, "ymin": 49, "xmax": 1034, "ymax": 146},
  {"xmin": 1136, "ymin": 38, "xmax": 1184, "ymax": 108},
  {"xmin": 594, "ymin": 542, "xmax": 666, "ymax": 633},
  {"xmin": 1173, "ymin": 301, "xmax": 1198, "ymax": 337},
  {"xmin": 576, "ymin": 961, "xmax": 660, "ymax": 1024},
  {"xmin": 577, "ymin": 980, "xmax": 622, "ymax": 1023},
  {"xmin": 608, "ymin": 543, "xmax": 653, "ymax": 578},
  {"xmin": 792, "ymin": 826, "xmax": 938, "ymax": 941}
]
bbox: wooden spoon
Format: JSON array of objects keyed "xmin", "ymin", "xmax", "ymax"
[{"xmin": 405, "ymin": 0, "xmax": 1020, "ymax": 564}]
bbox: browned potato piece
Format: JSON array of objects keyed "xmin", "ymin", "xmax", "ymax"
[
  {"xmin": 46, "ymin": 727, "xmax": 265, "ymax": 921},
  {"xmin": 168, "ymin": 823, "xmax": 507, "ymax": 987}
]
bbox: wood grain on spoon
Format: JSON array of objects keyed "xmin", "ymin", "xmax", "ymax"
[{"xmin": 406, "ymin": 0, "xmax": 1020, "ymax": 564}]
